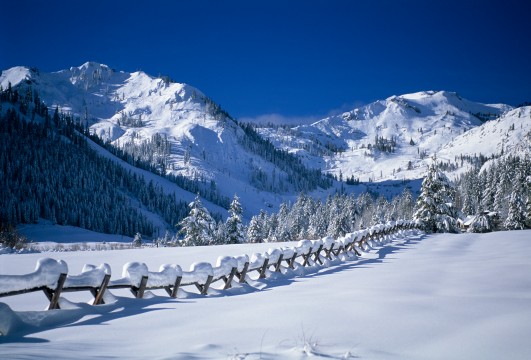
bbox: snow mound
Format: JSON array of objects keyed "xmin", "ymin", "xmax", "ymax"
[
  {"xmin": 64, "ymin": 263, "xmax": 111, "ymax": 288},
  {"xmin": 0, "ymin": 258, "xmax": 67, "ymax": 293}
]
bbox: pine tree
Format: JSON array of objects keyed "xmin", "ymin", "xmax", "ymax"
[
  {"xmin": 525, "ymin": 194, "xmax": 531, "ymax": 229},
  {"xmin": 265, "ymin": 213, "xmax": 279, "ymax": 242},
  {"xmin": 504, "ymin": 184, "xmax": 527, "ymax": 230},
  {"xmin": 212, "ymin": 220, "xmax": 227, "ymax": 245},
  {"xmin": 413, "ymin": 159, "xmax": 459, "ymax": 233},
  {"xmin": 177, "ymin": 195, "xmax": 215, "ymax": 246},
  {"xmin": 275, "ymin": 202, "xmax": 292, "ymax": 241},
  {"xmin": 480, "ymin": 167, "xmax": 496, "ymax": 211},
  {"xmin": 308, "ymin": 201, "xmax": 327, "ymax": 239},
  {"xmin": 397, "ymin": 188, "xmax": 415, "ymax": 220},
  {"xmin": 288, "ymin": 193, "xmax": 309, "ymax": 240},
  {"xmin": 132, "ymin": 232, "xmax": 142, "ymax": 247},
  {"xmin": 326, "ymin": 194, "xmax": 350, "ymax": 238},
  {"xmin": 225, "ymin": 194, "xmax": 245, "ymax": 244},
  {"xmin": 247, "ymin": 214, "xmax": 264, "ymax": 243}
]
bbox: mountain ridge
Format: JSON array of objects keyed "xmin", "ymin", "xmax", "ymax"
[
  {"xmin": 257, "ymin": 89, "xmax": 522, "ymax": 183},
  {"xmin": 0, "ymin": 63, "xmax": 335, "ymax": 217},
  {"xmin": 2, "ymin": 63, "xmax": 529, "ymax": 210}
]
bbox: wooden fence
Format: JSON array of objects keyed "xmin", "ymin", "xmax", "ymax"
[{"xmin": 0, "ymin": 221, "xmax": 419, "ymax": 311}]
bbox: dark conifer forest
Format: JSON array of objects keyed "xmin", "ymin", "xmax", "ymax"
[{"xmin": 0, "ymin": 85, "xmax": 190, "ymax": 237}]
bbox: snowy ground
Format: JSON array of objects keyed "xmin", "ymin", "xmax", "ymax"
[{"xmin": 1, "ymin": 230, "xmax": 531, "ymax": 359}]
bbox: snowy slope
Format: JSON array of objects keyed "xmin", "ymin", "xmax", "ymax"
[
  {"xmin": 1, "ymin": 64, "xmax": 525, "ymax": 216},
  {"xmin": 1, "ymin": 230, "xmax": 530, "ymax": 359},
  {"xmin": 439, "ymin": 106, "xmax": 531, "ymax": 159},
  {"xmin": 258, "ymin": 91, "xmax": 513, "ymax": 182},
  {"xmin": 0, "ymin": 63, "xmax": 325, "ymax": 216}
]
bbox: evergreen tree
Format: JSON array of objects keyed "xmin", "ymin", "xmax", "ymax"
[
  {"xmin": 225, "ymin": 194, "xmax": 245, "ymax": 244},
  {"xmin": 504, "ymin": 185, "xmax": 527, "ymax": 230},
  {"xmin": 397, "ymin": 188, "xmax": 415, "ymax": 220},
  {"xmin": 132, "ymin": 232, "xmax": 142, "ymax": 247},
  {"xmin": 247, "ymin": 213, "xmax": 264, "ymax": 243},
  {"xmin": 525, "ymin": 194, "xmax": 531, "ymax": 229},
  {"xmin": 308, "ymin": 200, "xmax": 328, "ymax": 239},
  {"xmin": 413, "ymin": 160, "xmax": 459, "ymax": 233},
  {"xmin": 480, "ymin": 167, "xmax": 496, "ymax": 211},
  {"xmin": 288, "ymin": 193, "xmax": 309, "ymax": 240},
  {"xmin": 326, "ymin": 194, "xmax": 350, "ymax": 238},
  {"xmin": 265, "ymin": 213, "xmax": 279, "ymax": 242},
  {"xmin": 212, "ymin": 220, "xmax": 227, "ymax": 245},
  {"xmin": 274, "ymin": 202, "xmax": 291, "ymax": 241},
  {"xmin": 177, "ymin": 195, "xmax": 215, "ymax": 246}
]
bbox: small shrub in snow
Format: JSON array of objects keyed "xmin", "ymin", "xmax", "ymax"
[
  {"xmin": 0, "ymin": 224, "xmax": 27, "ymax": 250},
  {"xmin": 132, "ymin": 232, "xmax": 142, "ymax": 248}
]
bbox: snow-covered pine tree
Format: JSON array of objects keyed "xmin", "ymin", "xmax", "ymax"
[
  {"xmin": 493, "ymin": 161, "xmax": 511, "ymax": 219},
  {"xmin": 526, "ymin": 194, "xmax": 531, "ymax": 229},
  {"xmin": 326, "ymin": 194, "xmax": 350, "ymax": 238},
  {"xmin": 461, "ymin": 192, "xmax": 475, "ymax": 216},
  {"xmin": 177, "ymin": 195, "xmax": 215, "ymax": 246},
  {"xmin": 133, "ymin": 232, "xmax": 142, "ymax": 247},
  {"xmin": 247, "ymin": 213, "xmax": 264, "ymax": 243},
  {"xmin": 212, "ymin": 220, "xmax": 227, "ymax": 245},
  {"xmin": 275, "ymin": 202, "xmax": 292, "ymax": 241},
  {"xmin": 345, "ymin": 195, "xmax": 359, "ymax": 232},
  {"xmin": 265, "ymin": 212, "xmax": 279, "ymax": 242},
  {"xmin": 504, "ymin": 184, "xmax": 527, "ymax": 230},
  {"xmin": 288, "ymin": 193, "xmax": 310, "ymax": 240},
  {"xmin": 225, "ymin": 194, "xmax": 245, "ymax": 244},
  {"xmin": 480, "ymin": 167, "xmax": 496, "ymax": 211},
  {"xmin": 413, "ymin": 159, "xmax": 459, "ymax": 233},
  {"xmin": 397, "ymin": 188, "xmax": 415, "ymax": 220},
  {"xmin": 307, "ymin": 200, "xmax": 328, "ymax": 239}
]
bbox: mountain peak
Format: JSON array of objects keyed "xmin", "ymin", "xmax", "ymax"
[
  {"xmin": 75, "ymin": 61, "xmax": 111, "ymax": 71},
  {"xmin": 0, "ymin": 66, "xmax": 33, "ymax": 89}
]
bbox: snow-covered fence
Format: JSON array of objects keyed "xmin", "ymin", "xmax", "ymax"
[{"xmin": 0, "ymin": 221, "xmax": 419, "ymax": 310}]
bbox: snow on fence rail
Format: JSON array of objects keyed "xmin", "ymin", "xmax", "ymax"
[{"xmin": 0, "ymin": 221, "xmax": 419, "ymax": 311}]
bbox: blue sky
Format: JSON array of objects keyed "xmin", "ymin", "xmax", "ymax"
[{"xmin": 2, "ymin": 0, "xmax": 530, "ymax": 123}]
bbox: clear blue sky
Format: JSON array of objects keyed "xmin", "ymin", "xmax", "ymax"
[{"xmin": 2, "ymin": 0, "xmax": 530, "ymax": 123}]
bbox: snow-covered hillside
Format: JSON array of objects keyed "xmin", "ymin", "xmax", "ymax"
[
  {"xmin": 0, "ymin": 63, "xmax": 333, "ymax": 217},
  {"xmin": 257, "ymin": 91, "xmax": 515, "ymax": 182},
  {"xmin": 1, "ymin": 229, "xmax": 530, "ymax": 359},
  {"xmin": 1, "ymin": 63, "xmax": 527, "ymax": 218},
  {"xmin": 439, "ymin": 106, "xmax": 531, "ymax": 160}
]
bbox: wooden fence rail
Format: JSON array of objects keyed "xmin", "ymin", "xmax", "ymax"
[{"xmin": 0, "ymin": 221, "xmax": 419, "ymax": 310}]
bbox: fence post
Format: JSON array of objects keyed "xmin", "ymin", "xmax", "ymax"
[
  {"xmin": 313, "ymin": 244, "xmax": 324, "ymax": 265},
  {"xmin": 274, "ymin": 254, "xmax": 284, "ymax": 272},
  {"xmin": 259, "ymin": 258, "xmax": 269, "ymax": 279},
  {"xmin": 326, "ymin": 243, "xmax": 335, "ymax": 260},
  {"xmin": 223, "ymin": 267, "xmax": 238, "ymax": 290},
  {"xmin": 167, "ymin": 275, "xmax": 182, "ymax": 298},
  {"xmin": 131, "ymin": 275, "xmax": 148, "ymax": 298},
  {"xmin": 288, "ymin": 252, "xmax": 298, "ymax": 269},
  {"xmin": 238, "ymin": 262, "xmax": 249, "ymax": 284},
  {"xmin": 92, "ymin": 274, "xmax": 111, "ymax": 305},
  {"xmin": 302, "ymin": 247, "xmax": 313, "ymax": 266},
  {"xmin": 349, "ymin": 241, "xmax": 361, "ymax": 256},
  {"xmin": 44, "ymin": 273, "xmax": 67, "ymax": 310},
  {"xmin": 197, "ymin": 275, "xmax": 213, "ymax": 295},
  {"xmin": 336, "ymin": 245, "xmax": 344, "ymax": 256}
]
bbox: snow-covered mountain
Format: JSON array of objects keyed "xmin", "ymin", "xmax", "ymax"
[
  {"xmin": 257, "ymin": 90, "xmax": 520, "ymax": 182},
  {"xmin": 2, "ymin": 62, "xmax": 529, "ymax": 217},
  {"xmin": 0, "ymin": 62, "xmax": 332, "ymax": 217},
  {"xmin": 439, "ymin": 106, "xmax": 531, "ymax": 159}
]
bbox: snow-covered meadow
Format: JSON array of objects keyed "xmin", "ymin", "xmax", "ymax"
[{"xmin": 1, "ymin": 229, "xmax": 530, "ymax": 359}]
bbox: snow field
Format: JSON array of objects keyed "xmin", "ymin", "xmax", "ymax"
[
  {"xmin": 1, "ymin": 229, "xmax": 531, "ymax": 359},
  {"xmin": 1, "ymin": 222, "xmax": 416, "ymax": 314}
]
